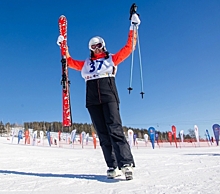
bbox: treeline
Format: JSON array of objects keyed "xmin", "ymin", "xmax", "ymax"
[
  {"xmin": 0, "ymin": 121, "xmax": 196, "ymax": 140},
  {"xmin": 23, "ymin": 121, "xmax": 149, "ymax": 138}
]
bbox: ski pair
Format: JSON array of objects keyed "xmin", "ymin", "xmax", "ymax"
[{"xmin": 58, "ymin": 15, "xmax": 72, "ymax": 127}]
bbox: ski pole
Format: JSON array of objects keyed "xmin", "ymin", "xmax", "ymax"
[
  {"xmin": 128, "ymin": 3, "xmax": 144, "ymax": 98},
  {"xmin": 127, "ymin": 24, "xmax": 136, "ymax": 94},
  {"xmin": 128, "ymin": 3, "xmax": 138, "ymax": 94},
  {"xmin": 136, "ymin": 27, "xmax": 145, "ymax": 98}
]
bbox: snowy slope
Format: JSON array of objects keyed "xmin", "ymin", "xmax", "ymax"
[{"xmin": 0, "ymin": 137, "xmax": 220, "ymax": 194}]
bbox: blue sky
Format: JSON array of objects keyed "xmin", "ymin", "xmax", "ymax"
[{"xmin": 0, "ymin": 0, "xmax": 219, "ymax": 136}]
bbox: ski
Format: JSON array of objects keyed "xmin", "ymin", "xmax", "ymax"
[{"xmin": 58, "ymin": 15, "xmax": 72, "ymax": 127}]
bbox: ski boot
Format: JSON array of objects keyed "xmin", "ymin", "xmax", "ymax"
[
  {"xmin": 107, "ymin": 167, "xmax": 121, "ymax": 179},
  {"xmin": 121, "ymin": 164, "xmax": 133, "ymax": 180}
]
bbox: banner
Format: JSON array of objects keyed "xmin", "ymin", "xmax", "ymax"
[
  {"xmin": 148, "ymin": 127, "xmax": 155, "ymax": 149},
  {"xmin": 212, "ymin": 124, "xmax": 220, "ymax": 146},
  {"xmin": 205, "ymin": 129, "xmax": 212, "ymax": 146},
  {"xmin": 81, "ymin": 131, "xmax": 86, "ymax": 148},
  {"xmin": 40, "ymin": 131, "xmax": 44, "ymax": 145},
  {"xmin": 18, "ymin": 130, "xmax": 23, "ymax": 144},
  {"xmin": 85, "ymin": 133, "xmax": 89, "ymax": 145},
  {"xmin": 70, "ymin": 129, "xmax": 76, "ymax": 146},
  {"xmin": 194, "ymin": 125, "xmax": 200, "ymax": 146},
  {"xmin": 128, "ymin": 129, "xmax": 134, "ymax": 148},
  {"xmin": 92, "ymin": 132, "xmax": 97, "ymax": 149},
  {"xmin": 144, "ymin": 134, "xmax": 148, "ymax": 146},
  {"xmin": 168, "ymin": 131, "xmax": 172, "ymax": 145},
  {"xmin": 172, "ymin": 125, "xmax": 178, "ymax": 148},
  {"xmin": 24, "ymin": 130, "xmax": 30, "ymax": 144},
  {"xmin": 32, "ymin": 131, "xmax": 38, "ymax": 146},
  {"xmin": 179, "ymin": 130, "xmax": 184, "ymax": 143},
  {"xmin": 11, "ymin": 129, "xmax": 15, "ymax": 144},
  {"xmin": 47, "ymin": 131, "xmax": 51, "ymax": 146}
]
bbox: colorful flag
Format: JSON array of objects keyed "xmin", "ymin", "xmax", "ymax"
[
  {"xmin": 205, "ymin": 129, "xmax": 212, "ymax": 145},
  {"xmin": 168, "ymin": 131, "xmax": 172, "ymax": 145},
  {"xmin": 148, "ymin": 127, "xmax": 155, "ymax": 149},
  {"xmin": 172, "ymin": 125, "xmax": 178, "ymax": 148},
  {"xmin": 18, "ymin": 130, "xmax": 23, "ymax": 144},
  {"xmin": 212, "ymin": 124, "xmax": 220, "ymax": 146}
]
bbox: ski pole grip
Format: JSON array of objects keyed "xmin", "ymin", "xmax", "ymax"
[{"xmin": 129, "ymin": 3, "xmax": 138, "ymax": 20}]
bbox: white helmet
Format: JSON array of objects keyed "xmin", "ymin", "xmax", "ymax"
[{"xmin": 88, "ymin": 36, "xmax": 105, "ymax": 51}]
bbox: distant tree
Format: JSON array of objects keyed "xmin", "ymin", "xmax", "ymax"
[
  {"xmin": 5, "ymin": 122, "xmax": 11, "ymax": 134},
  {"xmin": 0, "ymin": 121, "xmax": 6, "ymax": 136},
  {"xmin": 188, "ymin": 129, "xmax": 196, "ymax": 139}
]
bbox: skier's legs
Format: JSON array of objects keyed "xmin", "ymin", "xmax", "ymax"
[
  {"xmin": 87, "ymin": 105, "xmax": 117, "ymax": 168},
  {"xmin": 102, "ymin": 102, "xmax": 135, "ymax": 169}
]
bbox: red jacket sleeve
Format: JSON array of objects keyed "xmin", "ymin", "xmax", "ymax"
[
  {"xmin": 112, "ymin": 30, "xmax": 137, "ymax": 66},
  {"xmin": 67, "ymin": 57, "xmax": 84, "ymax": 71}
]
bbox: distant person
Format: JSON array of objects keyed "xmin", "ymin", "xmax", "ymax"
[
  {"xmin": 57, "ymin": 4, "xmax": 140, "ymax": 180},
  {"xmin": 211, "ymin": 136, "xmax": 214, "ymax": 143},
  {"xmin": 133, "ymin": 134, "xmax": 137, "ymax": 146},
  {"xmin": 17, "ymin": 130, "xmax": 23, "ymax": 144}
]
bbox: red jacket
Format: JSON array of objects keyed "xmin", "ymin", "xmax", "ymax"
[{"xmin": 67, "ymin": 30, "xmax": 137, "ymax": 70}]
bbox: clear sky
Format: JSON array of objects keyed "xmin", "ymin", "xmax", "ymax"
[{"xmin": 0, "ymin": 0, "xmax": 219, "ymax": 136}]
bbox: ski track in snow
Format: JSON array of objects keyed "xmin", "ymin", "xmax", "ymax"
[{"xmin": 0, "ymin": 137, "xmax": 220, "ymax": 194}]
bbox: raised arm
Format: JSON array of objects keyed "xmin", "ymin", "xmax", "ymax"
[
  {"xmin": 112, "ymin": 13, "xmax": 140, "ymax": 66},
  {"xmin": 112, "ymin": 30, "xmax": 137, "ymax": 66}
]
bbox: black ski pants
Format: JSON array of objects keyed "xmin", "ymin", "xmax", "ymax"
[{"xmin": 87, "ymin": 101, "xmax": 135, "ymax": 169}]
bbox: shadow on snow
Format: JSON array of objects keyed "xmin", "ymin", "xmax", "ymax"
[
  {"xmin": 0, "ymin": 170, "xmax": 123, "ymax": 183},
  {"xmin": 184, "ymin": 153, "xmax": 220, "ymax": 156}
]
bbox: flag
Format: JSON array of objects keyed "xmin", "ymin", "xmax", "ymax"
[
  {"xmin": 168, "ymin": 131, "xmax": 172, "ymax": 145},
  {"xmin": 81, "ymin": 131, "xmax": 86, "ymax": 148},
  {"xmin": 18, "ymin": 130, "xmax": 23, "ymax": 144},
  {"xmin": 179, "ymin": 130, "xmax": 184, "ymax": 143},
  {"xmin": 70, "ymin": 129, "xmax": 76, "ymax": 145},
  {"xmin": 205, "ymin": 129, "xmax": 212, "ymax": 145},
  {"xmin": 40, "ymin": 131, "xmax": 44, "ymax": 145},
  {"xmin": 47, "ymin": 131, "xmax": 51, "ymax": 146},
  {"xmin": 144, "ymin": 134, "xmax": 148, "ymax": 146},
  {"xmin": 212, "ymin": 124, "xmax": 220, "ymax": 146},
  {"xmin": 148, "ymin": 127, "xmax": 155, "ymax": 149},
  {"xmin": 128, "ymin": 129, "xmax": 134, "ymax": 148},
  {"xmin": 194, "ymin": 125, "xmax": 200, "ymax": 146},
  {"xmin": 172, "ymin": 125, "xmax": 178, "ymax": 148}
]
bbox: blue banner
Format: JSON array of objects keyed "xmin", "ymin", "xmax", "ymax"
[
  {"xmin": 212, "ymin": 124, "xmax": 220, "ymax": 146},
  {"xmin": 47, "ymin": 131, "xmax": 51, "ymax": 146},
  {"xmin": 148, "ymin": 127, "xmax": 155, "ymax": 149},
  {"xmin": 18, "ymin": 130, "xmax": 23, "ymax": 144},
  {"xmin": 71, "ymin": 129, "xmax": 76, "ymax": 143},
  {"xmin": 205, "ymin": 129, "xmax": 212, "ymax": 145}
]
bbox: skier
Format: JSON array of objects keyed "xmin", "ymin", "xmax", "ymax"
[{"xmin": 58, "ymin": 5, "xmax": 140, "ymax": 180}]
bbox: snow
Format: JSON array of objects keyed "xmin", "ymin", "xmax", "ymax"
[{"xmin": 0, "ymin": 137, "xmax": 220, "ymax": 194}]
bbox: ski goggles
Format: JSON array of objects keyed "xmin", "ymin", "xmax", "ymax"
[{"xmin": 90, "ymin": 43, "xmax": 103, "ymax": 51}]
